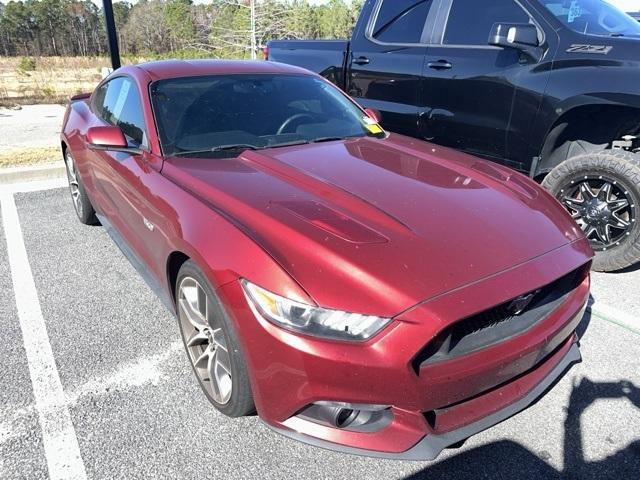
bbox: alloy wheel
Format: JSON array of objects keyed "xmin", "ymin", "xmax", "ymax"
[
  {"xmin": 177, "ymin": 277, "xmax": 233, "ymax": 404},
  {"xmin": 559, "ymin": 176, "xmax": 636, "ymax": 251},
  {"xmin": 65, "ymin": 153, "xmax": 82, "ymax": 217}
]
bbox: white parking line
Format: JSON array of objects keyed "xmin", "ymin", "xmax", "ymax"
[
  {"xmin": 0, "ymin": 192, "xmax": 87, "ymax": 480},
  {"xmin": 0, "ymin": 177, "xmax": 66, "ymax": 194},
  {"xmin": 588, "ymin": 299, "xmax": 640, "ymax": 335}
]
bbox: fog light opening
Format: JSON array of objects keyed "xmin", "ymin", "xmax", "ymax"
[
  {"xmin": 335, "ymin": 408, "xmax": 359, "ymax": 428},
  {"xmin": 296, "ymin": 402, "xmax": 393, "ymax": 433}
]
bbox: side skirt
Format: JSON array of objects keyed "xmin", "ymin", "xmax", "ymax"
[{"xmin": 96, "ymin": 213, "xmax": 176, "ymax": 315}]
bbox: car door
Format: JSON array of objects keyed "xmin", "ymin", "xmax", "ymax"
[
  {"xmin": 89, "ymin": 76, "xmax": 165, "ymax": 274},
  {"xmin": 420, "ymin": 0, "xmax": 550, "ymax": 171},
  {"xmin": 347, "ymin": 0, "xmax": 439, "ymax": 137}
]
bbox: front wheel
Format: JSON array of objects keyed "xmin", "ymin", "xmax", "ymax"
[
  {"xmin": 176, "ymin": 261, "xmax": 255, "ymax": 417},
  {"xmin": 542, "ymin": 150, "xmax": 640, "ymax": 272}
]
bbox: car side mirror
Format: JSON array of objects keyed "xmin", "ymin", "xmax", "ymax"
[
  {"xmin": 489, "ymin": 23, "xmax": 540, "ymax": 49},
  {"xmin": 364, "ymin": 108, "xmax": 382, "ymax": 123},
  {"xmin": 87, "ymin": 125, "xmax": 142, "ymax": 155}
]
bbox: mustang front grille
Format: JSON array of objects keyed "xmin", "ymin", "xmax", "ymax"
[{"xmin": 414, "ymin": 264, "xmax": 589, "ymax": 368}]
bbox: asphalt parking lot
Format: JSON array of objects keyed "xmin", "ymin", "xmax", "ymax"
[{"xmin": 1, "ymin": 179, "xmax": 639, "ymax": 479}]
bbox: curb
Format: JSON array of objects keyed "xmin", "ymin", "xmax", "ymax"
[
  {"xmin": 587, "ymin": 299, "xmax": 639, "ymax": 335},
  {"xmin": 0, "ymin": 162, "xmax": 66, "ymax": 185}
]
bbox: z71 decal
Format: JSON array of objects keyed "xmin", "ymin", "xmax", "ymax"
[{"xmin": 567, "ymin": 44, "xmax": 613, "ymax": 54}]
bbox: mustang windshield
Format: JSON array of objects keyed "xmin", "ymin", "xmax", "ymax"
[
  {"xmin": 538, "ymin": 0, "xmax": 640, "ymax": 37},
  {"xmin": 150, "ymin": 74, "xmax": 384, "ymax": 157}
]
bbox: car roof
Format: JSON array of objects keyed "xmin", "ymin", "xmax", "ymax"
[{"xmin": 133, "ymin": 59, "xmax": 313, "ymax": 81}]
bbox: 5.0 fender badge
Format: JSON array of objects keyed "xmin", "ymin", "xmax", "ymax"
[{"xmin": 567, "ymin": 44, "xmax": 613, "ymax": 54}]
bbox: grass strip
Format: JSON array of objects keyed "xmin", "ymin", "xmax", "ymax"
[{"xmin": 0, "ymin": 147, "xmax": 60, "ymax": 168}]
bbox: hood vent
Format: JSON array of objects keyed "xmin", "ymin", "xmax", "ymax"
[{"xmin": 274, "ymin": 200, "xmax": 388, "ymax": 244}]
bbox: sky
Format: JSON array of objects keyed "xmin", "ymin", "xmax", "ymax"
[{"xmin": 608, "ymin": 0, "xmax": 640, "ymax": 10}]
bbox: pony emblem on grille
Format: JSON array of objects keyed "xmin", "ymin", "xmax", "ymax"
[{"xmin": 508, "ymin": 291, "xmax": 538, "ymax": 315}]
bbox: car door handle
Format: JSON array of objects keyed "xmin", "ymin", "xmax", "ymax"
[
  {"xmin": 353, "ymin": 56, "xmax": 370, "ymax": 65},
  {"xmin": 427, "ymin": 60, "xmax": 453, "ymax": 70}
]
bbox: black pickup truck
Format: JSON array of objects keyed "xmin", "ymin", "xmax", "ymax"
[{"xmin": 268, "ymin": 0, "xmax": 640, "ymax": 272}]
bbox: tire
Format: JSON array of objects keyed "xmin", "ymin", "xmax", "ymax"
[
  {"xmin": 175, "ymin": 260, "xmax": 255, "ymax": 417},
  {"xmin": 542, "ymin": 149, "xmax": 640, "ymax": 272},
  {"xmin": 64, "ymin": 150, "xmax": 98, "ymax": 225}
]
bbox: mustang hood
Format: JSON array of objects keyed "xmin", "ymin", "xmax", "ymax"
[{"xmin": 164, "ymin": 134, "xmax": 587, "ymax": 317}]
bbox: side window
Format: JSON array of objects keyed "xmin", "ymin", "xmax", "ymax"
[
  {"xmin": 371, "ymin": 0, "xmax": 434, "ymax": 44},
  {"xmin": 443, "ymin": 0, "xmax": 531, "ymax": 46},
  {"xmin": 99, "ymin": 77, "xmax": 147, "ymax": 147}
]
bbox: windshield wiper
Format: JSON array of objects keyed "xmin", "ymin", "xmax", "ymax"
[
  {"xmin": 212, "ymin": 143, "xmax": 259, "ymax": 152},
  {"xmin": 173, "ymin": 144, "xmax": 259, "ymax": 157},
  {"xmin": 266, "ymin": 139, "xmax": 311, "ymax": 148},
  {"xmin": 266, "ymin": 137, "xmax": 360, "ymax": 148},
  {"xmin": 311, "ymin": 136, "xmax": 356, "ymax": 143}
]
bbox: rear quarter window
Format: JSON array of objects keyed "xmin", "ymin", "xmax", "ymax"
[
  {"xmin": 91, "ymin": 83, "xmax": 107, "ymax": 119},
  {"xmin": 371, "ymin": 0, "xmax": 434, "ymax": 44}
]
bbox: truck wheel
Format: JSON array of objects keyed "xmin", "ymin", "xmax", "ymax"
[{"xmin": 542, "ymin": 150, "xmax": 640, "ymax": 272}]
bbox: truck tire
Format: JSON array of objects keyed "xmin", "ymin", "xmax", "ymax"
[{"xmin": 542, "ymin": 150, "xmax": 640, "ymax": 272}]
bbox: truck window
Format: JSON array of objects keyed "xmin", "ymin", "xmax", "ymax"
[
  {"xmin": 443, "ymin": 0, "xmax": 530, "ymax": 45},
  {"xmin": 370, "ymin": 0, "xmax": 434, "ymax": 44},
  {"xmin": 538, "ymin": 0, "xmax": 640, "ymax": 37}
]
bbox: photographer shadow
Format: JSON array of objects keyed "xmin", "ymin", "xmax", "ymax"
[{"xmin": 403, "ymin": 310, "xmax": 640, "ymax": 479}]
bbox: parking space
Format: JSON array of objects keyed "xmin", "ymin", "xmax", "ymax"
[
  {"xmin": 591, "ymin": 268, "xmax": 640, "ymax": 320},
  {"xmin": 0, "ymin": 205, "xmax": 48, "ymax": 479},
  {"xmin": 1, "ymin": 183, "xmax": 639, "ymax": 479}
]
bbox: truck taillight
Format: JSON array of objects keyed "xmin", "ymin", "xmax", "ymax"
[{"xmin": 262, "ymin": 46, "xmax": 269, "ymax": 61}]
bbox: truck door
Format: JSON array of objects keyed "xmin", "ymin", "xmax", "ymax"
[
  {"xmin": 347, "ymin": 0, "xmax": 439, "ymax": 138},
  {"xmin": 420, "ymin": 0, "xmax": 552, "ymax": 172}
]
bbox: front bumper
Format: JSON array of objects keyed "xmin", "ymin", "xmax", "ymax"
[
  {"xmin": 218, "ymin": 240, "xmax": 591, "ymax": 459},
  {"xmin": 266, "ymin": 340, "xmax": 582, "ymax": 460}
]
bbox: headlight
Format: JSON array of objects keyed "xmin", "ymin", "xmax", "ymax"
[{"xmin": 241, "ymin": 280, "xmax": 391, "ymax": 341}]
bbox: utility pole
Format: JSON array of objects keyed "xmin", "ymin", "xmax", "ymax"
[
  {"xmin": 102, "ymin": 0, "xmax": 121, "ymax": 70},
  {"xmin": 250, "ymin": 0, "xmax": 257, "ymax": 60}
]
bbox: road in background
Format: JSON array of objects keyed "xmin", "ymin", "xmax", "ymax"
[
  {"xmin": 0, "ymin": 184, "xmax": 638, "ymax": 479},
  {"xmin": 0, "ymin": 105, "xmax": 65, "ymax": 151}
]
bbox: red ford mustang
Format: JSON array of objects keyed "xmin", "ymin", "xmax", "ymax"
[{"xmin": 61, "ymin": 60, "xmax": 592, "ymax": 460}]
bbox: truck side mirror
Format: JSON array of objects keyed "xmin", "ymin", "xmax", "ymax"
[{"xmin": 489, "ymin": 23, "xmax": 539, "ymax": 49}]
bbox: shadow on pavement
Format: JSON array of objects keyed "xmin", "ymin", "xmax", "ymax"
[{"xmin": 402, "ymin": 312, "xmax": 640, "ymax": 480}]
